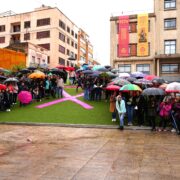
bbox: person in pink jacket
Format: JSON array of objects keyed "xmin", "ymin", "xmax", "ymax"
[{"xmin": 158, "ymin": 96, "xmax": 172, "ymax": 131}]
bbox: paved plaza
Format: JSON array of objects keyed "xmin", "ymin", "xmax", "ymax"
[{"xmin": 0, "ymin": 125, "xmax": 180, "ymax": 180}]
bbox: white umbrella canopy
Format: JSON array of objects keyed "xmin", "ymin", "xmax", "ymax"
[
  {"xmin": 119, "ymin": 73, "xmax": 130, "ymax": 78},
  {"xmin": 166, "ymin": 82, "xmax": 180, "ymax": 93}
]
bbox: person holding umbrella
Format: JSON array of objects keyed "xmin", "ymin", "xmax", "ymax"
[
  {"xmin": 116, "ymin": 94, "xmax": 126, "ymax": 130},
  {"xmin": 147, "ymin": 96, "xmax": 157, "ymax": 131}
]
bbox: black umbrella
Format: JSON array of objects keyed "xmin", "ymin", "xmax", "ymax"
[
  {"xmin": 142, "ymin": 88, "xmax": 165, "ymax": 96},
  {"xmin": 50, "ymin": 68, "xmax": 65, "ymax": 75},
  {"xmin": 28, "ymin": 67, "xmax": 37, "ymax": 71},
  {"xmin": 0, "ymin": 75, "xmax": 7, "ymax": 80},
  {"xmin": 82, "ymin": 70, "xmax": 93, "ymax": 74},
  {"xmin": 126, "ymin": 77, "xmax": 137, "ymax": 83},
  {"xmin": 152, "ymin": 78, "xmax": 165, "ymax": 84},
  {"xmin": 20, "ymin": 69, "xmax": 31, "ymax": 74}
]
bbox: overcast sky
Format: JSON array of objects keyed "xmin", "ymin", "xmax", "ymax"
[{"xmin": 0, "ymin": 0, "xmax": 154, "ymax": 65}]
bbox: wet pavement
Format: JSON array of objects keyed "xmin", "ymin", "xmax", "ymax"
[{"xmin": 0, "ymin": 125, "xmax": 180, "ymax": 180}]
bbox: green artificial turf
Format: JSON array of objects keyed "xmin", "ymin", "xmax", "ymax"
[{"xmin": 0, "ymin": 88, "xmax": 119, "ymax": 125}]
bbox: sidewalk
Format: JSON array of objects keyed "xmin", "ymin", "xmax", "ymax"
[{"xmin": 0, "ymin": 122, "xmax": 151, "ymax": 130}]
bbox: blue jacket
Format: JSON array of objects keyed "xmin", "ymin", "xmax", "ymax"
[{"xmin": 116, "ymin": 99, "xmax": 126, "ymax": 114}]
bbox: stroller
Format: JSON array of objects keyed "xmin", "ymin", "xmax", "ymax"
[{"xmin": 171, "ymin": 111, "xmax": 180, "ymax": 135}]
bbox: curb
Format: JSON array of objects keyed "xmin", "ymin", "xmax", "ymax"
[{"xmin": 0, "ymin": 122, "xmax": 151, "ymax": 130}]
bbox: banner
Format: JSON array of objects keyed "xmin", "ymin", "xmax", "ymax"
[
  {"xmin": 118, "ymin": 16, "xmax": 129, "ymax": 57},
  {"xmin": 137, "ymin": 14, "xmax": 148, "ymax": 56}
]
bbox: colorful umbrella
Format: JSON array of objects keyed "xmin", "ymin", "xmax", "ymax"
[
  {"xmin": 144, "ymin": 75, "xmax": 157, "ymax": 81},
  {"xmin": 65, "ymin": 66, "xmax": 75, "ymax": 71},
  {"xmin": 28, "ymin": 71, "xmax": 45, "ymax": 79},
  {"xmin": 18, "ymin": 91, "xmax": 32, "ymax": 104},
  {"xmin": 113, "ymin": 78, "xmax": 131, "ymax": 86},
  {"xmin": 165, "ymin": 82, "xmax": 180, "ymax": 93},
  {"xmin": 142, "ymin": 88, "xmax": 165, "ymax": 96},
  {"xmin": 133, "ymin": 79, "xmax": 153, "ymax": 86},
  {"xmin": 131, "ymin": 71, "xmax": 146, "ymax": 78},
  {"xmin": 106, "ymin": 85, "xmax": 120, "ymax": 91},
  {"xmin": 120, "ymin": 84, "xmax": 142, "ymax": 92},
  {"xmin": 0, "ymin": 84, "xmax": 6, "ymax": 90},
  {"xmin": 0, "ymin": 67, "xmax": 11, "ymax": 74}
]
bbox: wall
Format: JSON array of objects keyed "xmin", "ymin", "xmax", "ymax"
[{"xmin": 0, "ymin": 48, "xmax": 26, "ymax": 69}]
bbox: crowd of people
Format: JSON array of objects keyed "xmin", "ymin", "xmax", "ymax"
[
  {"xmin": 109, "ymin": 91, "xmax": 180, "ymax": 134},
  {"xmin": 0, "ymin": 68, "xmax": 180, "ymax": 135}
]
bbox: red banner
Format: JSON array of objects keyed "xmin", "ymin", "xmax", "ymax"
[{"xmin": 118, "ymin": 16, "xmax": 129, "ymax": 57}]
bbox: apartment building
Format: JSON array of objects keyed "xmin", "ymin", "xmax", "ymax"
[
  {"xmin": 110, "ymin": 0, "xmax": 180, "ymax": 82},
  {"xmin": 78, "ymin": 29, "xmax": 94, "ymax": 66},
  {"xmin": 154, "ymin": 0, "xmax": 180, "ymax": 82},
  {"xmin": 0, "ymin": 5, "xmax": 93, "ymax": 68}
]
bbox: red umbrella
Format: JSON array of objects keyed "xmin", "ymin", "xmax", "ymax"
[
  {"xmin": 106, "ymin": 85, "xmax": 120, "ymax": 91},
  {"xmin": 0, "ymin": 84, "xmax": 6, "ymax": 90},
  {"xmin": 65, "ymin": 66, "xmax": 75, "ymax": 71},
  {"xmin": 144, "ymin": 75, "xmax": 157, "ymax": 81},
  {"xmin": 56, "ymin": 65, "xmax": 66, "ymax": 69},
  {"xmin": 18, "ymin": 91, "xmax": 32, "ymax": 104}
]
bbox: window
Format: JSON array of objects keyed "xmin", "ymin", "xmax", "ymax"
[
  {"xmin": 75, "ymin": 33, "xmax": 78, "ymax": 39},
  {"xmin": 129, "ymin": 22, "xmax": 137, "ymax": 33},
  {"xmin": 75, "ymin": 43, "xmax": 77, "ymax": 49},
  {"xmin": 37, "ymin": 31, "xmax": 50, "ymax": 39},
  {"xmin": 71, "ymin": 41, "xmax": 74, "ymax": 47},
  {"xmin": 24, "ymin": 33, "xmax": 30, "ymax": 40},
  {"xmin": 164, "ymin": 18, "xmax": 176, "ymax": 29},
  {"xmin": 13, "ymin": 25, "xmax": 20, "ymax": 32},
  {"xmin": 0, "ymin": 37, "xmax": 5, "ymax": 43},
  {"xmin": 38, "ymin": 43, "xmax": 50, "ymax": 50},
  {"xmin": 59, "ymin": 57, "xmax": 65, "ymax": 65},
  {"xmin": 59, "ymin": 20, "xmax": 66, "ymax": 30},
  {"xmin": 161, "ymin": 64, "xmax": 179, "ymax": 73},
  {"xmin": 67, "ymin": 38, "xmax": 70, "ymax": 44},
  {"xmin": 67, "ymin": 49, "xmax": 70, "ymax": 55},
  {"xmin": 71, "ymin": 30, "xmax": 74, "ymax": 36},
  {"xmin": 31, "ymin": 56, "xmax": 35, "ymax": 64},
  {"xmin": 47, "ymin": 56, "xmax": 50, "ymax": 64},
  {"xmin": 164, "ymin": 0, "xmax": 176, "ymax": 9},
  {"xmin": 24, "ymin": 21, "xmax": 31, "ymax": 28},
  {"xmin": 117, "ymin": 23, "xmax": 119, "ymax": 34},
  {"xmin": 118, "ymin": 64, "xmax": 131, "ymax": 73},
  {"xmin": 37, "ymin": 18, "xmax": 50, "ymax": 26},
  {"xmin": 136, "ymin": 64, "xmax": 150, "ymax": 74},
  {"xmin": 0, "ymin": 25, "xmax": 5, "ymax": 32},
  {"xmin": 59, "ymin": 45, "xmax": 65, "ymax": 54},
  {"xmin": 59, "ymin": 32, "xmax": 65, "ymax": 42},
  {"xmin": 164, "ymin": 40, "xmax": 176, "ymax": 54},
  {"xmin": 129, "ymin": 43, "xmax": 137, "ymax": 56},
  {"xmin": 67, "ymin": 26, "xmax": 70, "ymax": 33}
]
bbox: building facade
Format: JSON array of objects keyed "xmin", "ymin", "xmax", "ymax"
[
  {"xmin": 154, "ymin": 0, "xmax": 180, "ymax": 82},
  {"xmin": 0, "ymin": 5, "xmax": 94, "ymax": 68},
  {"xmin": 77, "ymin": 29, "xmax": 94, "ymax": 66},
  {"xmin": 110, "ymin": 0, "xmax": 180, "ymax": 82}
]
